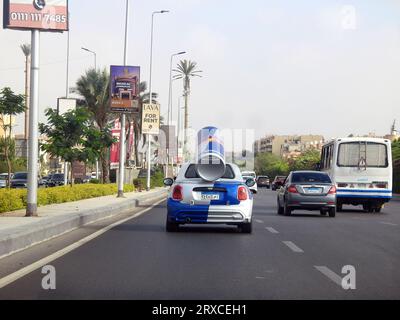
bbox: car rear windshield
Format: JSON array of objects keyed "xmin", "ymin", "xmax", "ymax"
[
  {"xmin": 292, "ymin": 172, "xmax": 332, "ymax": 184},
  {"xmin": 185, "ymin": 164, "xmax": 235, "ymax": 179},
  {"xmin": 53, "ymin": 174, "xmax": 64, "ymax": 180},
  {"xmin": 258, "ymin": 177, "xmax": 269, "ymax": 182}
]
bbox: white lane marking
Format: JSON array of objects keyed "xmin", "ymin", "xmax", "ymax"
[
  {"xmin": 314, "ymin": 266, "xmax": 342, "ymax": 287},
  {"xmin": 379, "ymin": 222, "xmax": 398, "ymax": 226},
  {"xmin": 282, "ymin": 241, "xmax": 304, "ymax": 253},
  {"xmin": 255, "ymin": 276, "xmax": 266, "ymax": 280},
  {"xmin": 0, "ymin": 198, "xmax": 165, "ymax": 289},
  {"xmin": 255, "ymin": 219, "xmax": 264, "ymax": 224},
  {"xmin": 266, "ymin": 227, "xmax": 279, "ymax": 234}
]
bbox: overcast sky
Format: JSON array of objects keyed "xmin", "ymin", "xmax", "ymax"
[{"xmin": 1, "ymin": 0, "xmax": 400, "ymax": 140}]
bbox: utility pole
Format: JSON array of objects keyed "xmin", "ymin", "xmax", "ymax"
[{"xmin": 117, "ymin": 0, "xmax": 130, "ymax": 197}]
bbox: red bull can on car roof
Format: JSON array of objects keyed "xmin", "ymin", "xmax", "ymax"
[{"xmin": 196, "ymin": 127, "xmax": 226, "ymax": 182}]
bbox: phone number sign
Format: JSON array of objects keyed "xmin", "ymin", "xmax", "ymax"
[{"xmin": 3, "ymin": 0, "xmax": 69, "ymax": 32}]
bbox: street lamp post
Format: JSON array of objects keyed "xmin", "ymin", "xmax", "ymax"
[
  {"xmin": 81, "ymin": 46, "xmax": 99, "ymax": 180},
  {"xmin": 81, "ymin": 47, "xmax": 97, "ymax": 70},
  {"xmin": 117, "ymin": 0, "xmax": 130, "ymax": 198},
  {"xmin": 176, "ymin": 96, "xmax": 184, "ymax": 167},
  {"xmin": 147, "ymin": 9, "xmax": 169, "ymax": 191},
  {"xmin": 166, "ymin": 51, "xmax": 185, "ymax": 177}
]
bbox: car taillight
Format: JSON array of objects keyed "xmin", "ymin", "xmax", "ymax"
[
  {"xmin": 172, "ymin": 185, "xmax": 183, "ymax": 201},
  {"xmin": 287, "ymin": 185, "xmax": 298, "ymax": 193},
  {"xmin": 328, "ymin": 186, "xmax": 337, "ymax": 194},
  {"xmin": 237, "ymin": 186, "xmax": 248, "ymax": 201}
]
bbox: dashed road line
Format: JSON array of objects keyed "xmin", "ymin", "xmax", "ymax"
[
  {"xmin": 255, "ymin": 219, "xmax": 264, "ymax": 224},
  {"xmin": 379, "ymin": 222, "xmax": 398, "ymax": 226},
  {"xmin": 314, "ymin": 266, "xmax": 342, "ymax": 287},
  {"xmin": 266, "ymin": 227, "xmax": 279, "ymax": 234},
  {"xmin": 282, "ymin": 241, "xmax": 304, "ymax": 253}
]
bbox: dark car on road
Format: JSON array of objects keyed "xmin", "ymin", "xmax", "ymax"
[
  {"xmin": 277, "ymin": 171, "xmax": 337, "ymax": 217},
  {"xmin": 47, "ymin": 174, "xmax": 66, "ymax": 187},
  {"xmin": 10, "ymin": 172, "xmax": 29, "ymax": 189},
  {"xmin": 271, "ymin": 176, "xmax": 287, "ymax": 191},
  {"xmin": 257, "ymin": 175, "xmax": 270, "ymax": 189}
]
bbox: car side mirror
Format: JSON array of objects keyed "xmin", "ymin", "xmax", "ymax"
[
  {"xmin": 245, "ymin": 178, "xmax": 256, "ymax": 188},
  {"xmin": 163, "ymin": 178, "xmax": 174, "ymax": 187}
]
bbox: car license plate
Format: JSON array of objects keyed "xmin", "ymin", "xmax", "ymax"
[
  {"xmin": 201, "ymin": 193, "xmax": 220, "ymax": 201},
  {"xmin": 307, "ymin": 187, "xmax": 322, "ymax": 194}
]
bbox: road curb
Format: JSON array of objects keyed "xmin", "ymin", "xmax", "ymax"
[{"xmin": 0, "ymin": 189, "xmax": 168, "ymax": 259}]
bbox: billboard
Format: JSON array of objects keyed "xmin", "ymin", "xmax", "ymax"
[
  {"xmin": 3, "ymin": 0, "xmax": 69, "ymax": 32},
  {"xmin": 110, "ymin": 118, "xmax": 135, "ymax": 169},
  {"xmin": 110, "ymin": 65, "xmax": 140, "ymax": 113},
  {"xmin": 142, "ymin": 104, "xmax": 160, "ymax": 135}
]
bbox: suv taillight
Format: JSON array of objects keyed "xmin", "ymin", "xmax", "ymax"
[
  {"xmin": 328, "ymin": 186, "xmax": 337, "ymax": 194},
  {"xmin": 172, "ymin": 185, "xmax": 183, "ymax": 201},
  {"xmin": 238, "ymin": 186, "xmax": 248, "ymax": 201},
  {"xmin": 287, "ymin": 185, "xmax": 298, "ymax": 193}
]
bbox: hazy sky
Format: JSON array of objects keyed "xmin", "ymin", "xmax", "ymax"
[{"xmin": 1, "ymin": 0, "xmax": 400, "ymax": 140}]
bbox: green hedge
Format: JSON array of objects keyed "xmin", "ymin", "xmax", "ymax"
[
  {"xmin": 133, "ymin": 169, "xmax": 165, "ymax": 190},
  {"xmin": 0, "ymin": 184, "xmax": 135, "ymax": 214}
]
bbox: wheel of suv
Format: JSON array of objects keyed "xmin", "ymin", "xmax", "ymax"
[
  {"xmin": 284, "ymin": 202, "xmax": 292, "ymax": 216},
  {"xmin": 166, "ymin": 220, "xmax": 179, "ymax": 232},
  {"xmin": 328, "ymin": 207, "xmax": 336, "ymax": 217},
  {"xmin": 240, "ymin": 222, "xmax": 252, "ymax": 234},
  {"xmin": 277, "ymin": 199, "xmax": 284, "ymax": 215}
]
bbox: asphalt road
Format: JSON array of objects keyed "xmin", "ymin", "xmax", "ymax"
[{"xmin": 0, "ymin": 189, "xmax": 399, "ymax": 300}]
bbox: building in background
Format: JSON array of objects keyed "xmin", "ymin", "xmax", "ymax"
[{"xmin": 254, "ymin": 134, "xmax": 324, "ymax": 159}]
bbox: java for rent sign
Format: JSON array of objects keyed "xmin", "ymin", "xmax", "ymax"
[
  {"xmin": 141, "ymin": 104, "xmax": 160, "ymax": 135},
  {"xmin": 3, "ymin": 0, "xmax": 69, "ymax": 32}
]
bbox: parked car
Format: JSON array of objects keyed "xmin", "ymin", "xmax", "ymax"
[
  {"xmin": 271, "ymin": 176, "xmax": 287, "ymax": 191},
  {"xmin": 0, "ymin": 173, "xmax": 13, "ymax": 188},
  {"xmin": 138, "ymin": 168, "xmax": 155, "ymax": 178},
  {"xmin": 164, "ymin": 163, "xmax": 255, "ymax": 233},
  {"xmin": 243, "ymin": 175, "xmax": 258, "ymax": 194},
  {"xmin": 47, "ymin": 173, "xmax": 66, "ymax": 187},
  {"xmin": 10, "ymin": 172, "xmax": 29, "ymax": 189},
  {"xmin": 257, "ymin": 175, "xmax": 270, "ymax": 189},
  {"xmin": 277, "ymin": 171, "xmax": 337, "ymax": 217},
  {"xmin": 41, "ymin": 175, "xmax": 52, "ymax": 187}
]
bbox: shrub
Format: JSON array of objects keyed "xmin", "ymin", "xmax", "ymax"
[
  {"xmin": 0, "ymin": 183, "xmax": 135, "ymax": 214},
  {"xmin": 89, "ymin": 179, "xmax": 100, "ymax": 184}
]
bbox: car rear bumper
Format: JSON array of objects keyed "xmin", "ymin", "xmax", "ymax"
[
  {"xmin": 167, "ymin": 200, "xmax": 252, "ymax": 224},
  {"xmin": 287, "ymin": 193, "xmax": 336, "ymax": 210}
]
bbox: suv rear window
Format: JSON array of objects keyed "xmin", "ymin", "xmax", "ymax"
[
  {"xmin": 185, "ymin": 164, "xmax": 235, "ymax": 179},
  {"xmin": 292, "ymin": 172, "xmax": 331, "ymax": 184}
]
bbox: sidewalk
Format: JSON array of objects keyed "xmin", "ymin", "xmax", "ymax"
[{"xmin": 0, "ymin": 188, "xmax": 168, "ymax": 259}]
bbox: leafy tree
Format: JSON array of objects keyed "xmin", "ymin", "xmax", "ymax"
[
  {"xmin": 39, "ymin": 108, "xmax": 115, "ymax": 186},
  {"xmin": 289, "ymin": 149, "xmax": 321, "ymax": 171},
  {"xmin": 255, "ymin": 153, "xmax": 289, "ymax": 178},
  {"xmin": 0, "ymin": 87, "xmax": 25, "ymax": 186}
]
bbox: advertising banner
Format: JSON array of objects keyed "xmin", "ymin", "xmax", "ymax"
[
  {"xmin": 142, "ymin": 104, "xmax": 160, "ymax": 135},
  {"xmin": 3, "ymin": 0, "xmax": 69, "ymax": 32},
  {"xmin": 110, "ymin": 65, "xmax": 140, "ymax": 113},
  {"xmin": 110, "ymin": 119, "xmax": 135, "ymax": 169}
]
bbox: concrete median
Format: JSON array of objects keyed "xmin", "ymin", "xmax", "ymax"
[{"xmin": 0, "ymin": 188, "xmax": 168, "ymax": 259}]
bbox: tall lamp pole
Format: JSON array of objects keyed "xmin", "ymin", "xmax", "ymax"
[
  {"xmin": 64, "ymin": 28, "xmax": 70, "ymax": 185},
  {"xmin": 81, "ymin": 46, "xmax": 99, "ymax": 180},
  {"xmin": 147, "ymin": 9, "xmax": 169, "ymax": 191},
  {"xmin": 117, "ymin": 0, "xmax": 130, "ymax": 198},
  {"xmin": 81, "ymin": 47, "xmax": 97, "ymax": 69},
  {"xmin": 166, "ymin": 51, "xmax": 185, "ymax": 177}
]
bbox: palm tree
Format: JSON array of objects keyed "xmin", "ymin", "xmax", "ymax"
[
  {"xmin": 76, "ymin": 68, "xmax": 111, "ymax": 183},
  {"xmin": 173, "ymin": 59, "xmax": 202, "ymax": 146},
  {"xmin": 20, "ymin": 44, "xmax": 31, "ymax": 148}
]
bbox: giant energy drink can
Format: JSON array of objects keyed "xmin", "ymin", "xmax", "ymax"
[{"xmin": 196, "ymin": 127, "xmax": 226, "ymax": 181}]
